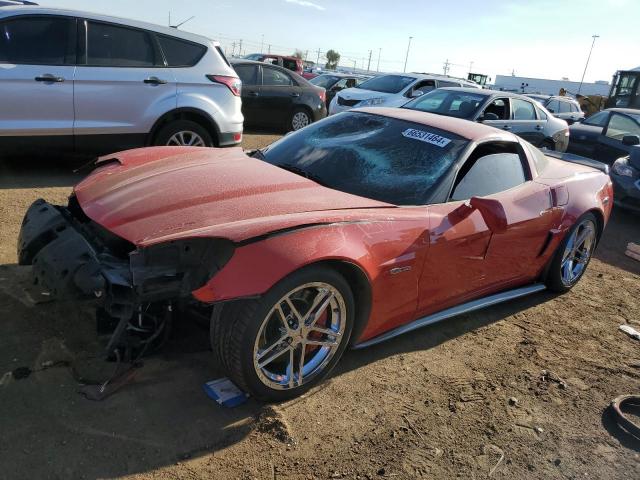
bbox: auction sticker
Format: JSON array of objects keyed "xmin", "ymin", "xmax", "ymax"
[{"xmin": 402, "ymin": 128, "xmax": 451, "ymax": 147}]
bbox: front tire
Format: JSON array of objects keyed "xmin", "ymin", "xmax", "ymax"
[
  {"xmin": 154, "ymin": 120, "xmax": 214, "ymax": 147},
  {"xmin": 211, "ymin": 265, "xmax": 354, "ymax": 402},
  {"xmin": 289, "ymin": 108, "xmax": 312, "ymax": 132},
  {"xmin": 545, "ymin": 213, "xmax": 598, "ymax": 293}
]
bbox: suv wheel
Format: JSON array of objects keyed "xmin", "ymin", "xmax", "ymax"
[{"xmin": 154, "ymin": 120, "xmax": 214, "ymax": 147}]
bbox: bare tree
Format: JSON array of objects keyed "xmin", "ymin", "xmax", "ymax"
[{"xmin": 293, "ymin": 49, "xmax": 305, "ymax": 59}]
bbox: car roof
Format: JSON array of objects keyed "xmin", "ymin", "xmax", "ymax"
[
  {"xmin": 0, "ymin": 6, "xmax": 213, "ymax": 45},
  {"xmin": 606, "ymin": 108, "xmax": 640, "ymax": 115},
  {"xmin": 438, "ymin": 87, "xmax": 552, "ymax": 102},
  {"xmin": 353, "ymin": 107, "xmax": 517, "ymax": 142},
  {"xmin": 230, "ymin": 59, "xmax": 311, "ymax": 84}
]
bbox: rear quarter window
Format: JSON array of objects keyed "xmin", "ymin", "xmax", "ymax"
[{"xmin": 158, "ymin": 35, "xmax": 206, "ymax": 67}]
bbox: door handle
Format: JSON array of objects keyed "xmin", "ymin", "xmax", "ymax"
[
  {"xmin": 535, "ymin": 125, "xmax": 543, "ymax": 130},
  {"xmin": 247, "ymin": 91, "xmax": 259, "ymax": 97},
  {"xmin": 35, "ymin": 74, "xmax": 64, "ymax": 83},
  {"xmin": 290, "ymin": 92, "xmax": 301, "ymax": 97},
  {"xmin": 502, "ymin": 125, "xmax": 511, "ymax": 130},
  {"xmin": 143, "ymin": 77, "xmax": 167, "ymax": 85}
]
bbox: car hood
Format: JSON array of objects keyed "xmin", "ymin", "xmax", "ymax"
[
  {"xmin": 74, "ymin": 147, "xmax": 393, "ymax": 246},
  {"xmin": 337, "ymin": 88, "xmax": 397, "ymax": 103}
]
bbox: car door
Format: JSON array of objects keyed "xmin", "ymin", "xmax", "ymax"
[
  {"xmin": 567, "ymin": 110, "xmax": 609, "ymax": 157},
  {"xmin": 545, "ymin": 99, "xmax": 561, "ymax": 118},
  {"xmin": 478, "ymin": 97, "xmax": 512, "ymax": 130},
  {"xmin": 595, "ymin": 112, "xmax": 640, "ymax": 163},
  {"xmin": 73, "ymin": 19, "xmax": 176, "ymax": 152},
  {"xmin": 0, "ymin": 15, "xmax": 76, "ymax": 150},
  {"xmin": 234, "ymin": 63, "xmax": 260, "ymax": 124},
  {"xmin": 509, "ymin": 98, "xmax": 545, "ymax": 145},
  {"xmin": 419, "ymin": 141, "xmax": 553, "ymax": 316},
  {"xmin": 256, "ymin": 66, "xmax": 296, "ymax": 126}
]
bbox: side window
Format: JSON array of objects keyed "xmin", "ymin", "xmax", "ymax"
[
  {"xmin": 282, "ymin": 58, "xmax": 298, "ymax": 71},
  {"xmin": 451, "ymin": 144, "xmax": 527, "ymax": 201},
  {"xmin": 536, "ymin": 107, "xmax": 548, "ymax": 120},
  {"xmin": 412, "ymin": 79, "xmax": 436, "ymax": 94},
  {"xmin": 262, "ymin": 67, "xmax": 292, "ymax": 86},
  {"xmin": 234, "ymin": 64, "xmax": 257, "ymax": 86},
  {"xmin": 157, "ymin": 35, "xmax": 206, "ymax": 67},
  {"xmin": 511, "ymin": 99, "xmax": 536, "ymax": 120},
  {"xmin": 86, "ymin": 21, "xmax": 158, "ymax": 67},
  {"xmin": 438, "ymin": 80, "xmax": 460, "ymax": 87},
  {"xmin": 583, "ymin": 111, "xmax": 608, "ymax": 127},
  {"xmin": 605, "ymin": 113, "xmax": 640, "ymax": 140},
  {"xmin": 0, "ymin": 16, "xmax": 75, "ymax": 65},
  {"xmin": 483, "ymin": 98, "xmax": 510, "ymax": 120},
  {"xmin": 558, "ymin": 101, "xmax": 571, "ymax": 114},
  {"xmin": 333, "ymin": 78, "xmax": 350, "ymax": 90},
  {"xmin": 546, "ymin": 99, "xmax": 561, "ymax": 113}
]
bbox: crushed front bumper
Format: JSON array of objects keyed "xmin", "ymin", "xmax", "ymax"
[{"xmin": 18, "ymin": 199, "xmax": 235, "ymax": 320}]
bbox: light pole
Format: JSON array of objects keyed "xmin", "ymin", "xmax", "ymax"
[
  {"xmin": 376, "ymin": 48, "xmax": 381, "ymax": 72},
  {"xmin": 403, "ymin": 36, "xmax": 413, "ymax": 73},
  {"xmin": 260, "ymin": 34, "xmax": 264, "ymax": 53},
  {"xmin": 578, "ymin": 34, "xmax": 599, "ymax": 95}
]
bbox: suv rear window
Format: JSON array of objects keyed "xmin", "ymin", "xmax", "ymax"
[
  {"xmin": 86, "ymin": 21, "xmax": 158, "ymax": 67},
  {"xmin": 158, "ymin": 35, "xmax": 206, "ymax": 67},
  {"xmin": 0, "ymin": 16, "xmax": 75, "ymax": 65}
]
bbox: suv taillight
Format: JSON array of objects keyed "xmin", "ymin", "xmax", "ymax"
[
  {"xmin": 206, "ymin": 75, "xmax": 241, "ymax": 96},
  {"xmin": 317, "ymin": 88, "xmax": 326, "ymax": 103}
]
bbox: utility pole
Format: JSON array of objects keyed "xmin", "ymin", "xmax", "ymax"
[
  {"xmin": 168, "ymin": 11, "xmax": 171, "ymax": 26},
  {"xmin": 238, "ymin": 39, "xmax": 243, "ymax": 57},
  {"xmin": 305, "ymin": 50, "xmax": 309, "ymax": 61},
  {"xmin": 352, "ymin": 59, "xmax": 356, "ymax": 70},
  {"xmin": 578, "ymin": 34, "xmax": 600, "ymax": 94},
  {"xmin": 376, "ymin": 48, "xmax": 381, "ymax": 72},
  {"xmin": 316, "ymin": 48, "xmax": 321, "ymax": 65},
  {"xmin": 403, "ymin": 36, "xmax": 413, "ymax": 73},
  {"xmin": 268, "ymin": 44, "xmax": 271, "ymax": 54},
  {"xmin": 260, "ymin": 34, "xmax": 264, "ymax": 53},
  {"xmin": 443, "ymin": 59, "xmax": 450, "ymax": 75},
  {"xmin": 468, "ymin": 61, "xmax": 474, "ymax": 75},
  {"xmin": 231, "ymin": 42, "xmax": 236, "ymax": 56},
  {"xmin": 367, "ymin": 50, "xmax": 372, "ymax": 72}
]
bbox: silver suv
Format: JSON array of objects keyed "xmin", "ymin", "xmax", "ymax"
[{"xmin": 0, "ymin": 6, "xmax": 243, "ymax": 154}]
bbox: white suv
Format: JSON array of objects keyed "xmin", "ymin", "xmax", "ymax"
[{"xmin": 0, "ymin": 6, "xmax": 243, "ymax": 154}]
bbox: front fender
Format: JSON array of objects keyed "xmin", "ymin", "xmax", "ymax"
[{"xmin": 192, "ymin": 219, "xmax": 429, "ymax": 342}]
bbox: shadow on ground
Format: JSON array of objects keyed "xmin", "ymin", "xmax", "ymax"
[
  {"xmin": 0, "ymin": 262, "xmax": 556, "ymax": 479},
  {"xmin": 593, "ymin": 207, "xmax": 640, "ymax": 276}
]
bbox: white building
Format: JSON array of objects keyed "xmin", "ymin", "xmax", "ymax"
[{"xmin": 493, "ymin": 75, "xmax": 610, "ymax": 96}]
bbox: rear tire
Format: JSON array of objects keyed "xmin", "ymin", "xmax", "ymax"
[
  {"xmin": 210, "ymin": 265, "xmax": 354, "ymax": 402},
  {"xmin": 545, "ymin": 213, "xmax": 598, "ymax": 293},
  {"xmin": 288, "ymin": 108, "xmax": 312, "ymax": 132},
  {"xmin": 154, "ymin": 120, "xmax": 214, "ymax": 147}
]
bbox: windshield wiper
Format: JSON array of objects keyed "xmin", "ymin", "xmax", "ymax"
[{"xmin": 277, "ymin": 164, "xmax": 330, "ymax": 187}]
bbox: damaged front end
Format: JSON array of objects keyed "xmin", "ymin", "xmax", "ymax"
[{"xmin": 18, "ymin": 197, "xmax": 234, "ymax": 356}]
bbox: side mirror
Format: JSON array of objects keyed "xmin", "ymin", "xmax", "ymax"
[
  {"xmin": 410, "ymin": 90, "xmax": 425, "ymax": 98},
  {"xmin": 469, "ymin": 196, "xmax": 508, "ymax": 234},
  {"xmin": 622, "ymin": 135, "xmax": 640, "ymax": 146},
  {"xmin": 331, "ymin": 85, "xmax": 343, "ymax": 92}
]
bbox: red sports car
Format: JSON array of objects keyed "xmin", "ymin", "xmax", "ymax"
[{"xmin": 18, "ymin": 108, "xmax": 613, "ymax": 401}]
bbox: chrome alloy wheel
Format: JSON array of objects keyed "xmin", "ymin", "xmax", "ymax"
[
  {"xmin": 291, "ymin": 111, "xmax": 310, "ymax": 130},
  {"xmin": 560, "ymin": 219, "xmax": 596, "ymax": 286},
  {"xmin": 166, "ymin": 131, "xmax": 206, "ymax": 146},
  {"xmin": 253, "ymin": 282, "xmax": 346, "ymax": 390}
]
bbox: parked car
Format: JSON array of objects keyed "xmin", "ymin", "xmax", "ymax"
[
  {"xmin": 231, "ymin": 59, "xmax": 326, "ymax": 131},
  {"xmin": 328, "ymin": 72, "xmax": 479, "ymax": 115},
  {"xmin": 243, "ymin": 53, "xmax": 317, "ymax": 79},
  {"xmin": 19, "ymin": 107, "xmax": 612, "ymax": 401},
  {"xmin": 567, "ymin": 108, "xmax": 640, "ymax": 163},
  {"xmin": 309, "ymin": 73, "xmax": 368, "ymax": 107},
  {"xmin": 525, "ymin": 94, "xmax": 585, "ymax": 124},
  {"xmin": 403, "ymin": 88, "xmax": 570, "ymax": 151},
  {"xmin": 0, "ymin": 6, "xmax": 243, "ymax": 154},
  {"xmin": 610, "ymin": 145, "xmax": 640, "ymax": 213}
]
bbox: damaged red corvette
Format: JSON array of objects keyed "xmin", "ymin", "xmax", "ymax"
[{"xmin": 18, "ymin": 108, "xmax": 613, "ymax": 401}]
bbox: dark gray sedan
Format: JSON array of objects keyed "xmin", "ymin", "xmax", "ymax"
[{"xmin": 403, "ymin": 88, "xmax": 570, "ymax": 151}]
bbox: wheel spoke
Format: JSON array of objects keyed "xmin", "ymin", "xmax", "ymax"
[
  {"xmin": 275, "ymin": 304, "xmax": 293, "ymax": 333},
  {"xmin": 304, "ymin": 289, "xmax": 334, "ymax": 327},
  {"xmin": 284, "ymin": 297, "xmax": 304, "ymax": 324},
  {"xmin": 305, "ymin": 338, "xmax": 339, "ymax": 348},
  {"xmin": 308, "ymin": 326, "xmax": 341, "ymax": 337},
  {"xmin": 257, "ymin": 340, "xmax": 290, "ymax": 369},
  {"xmin": 562, "ymin": 259, "xmax": 574, "ymax": 283},
  {"xmin": 287, "ymin": 347, "xmax": 295, "ymax": 388},
  {"xmin": 297, "ymin": 344, "xmax": 305, "ymax": 386},
  {"xmin": 574, "ymin": 226, "xmax": 593, "ymax": 250}
]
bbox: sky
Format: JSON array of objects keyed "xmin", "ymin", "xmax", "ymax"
[{"xmin": 43, "ymin": 0, "xmax": 640, "ymax": 84}]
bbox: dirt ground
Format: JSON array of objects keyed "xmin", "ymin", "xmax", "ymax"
[{"xmin": 1, "ymin": 134, "xmax": 639, "ymax": 480}]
